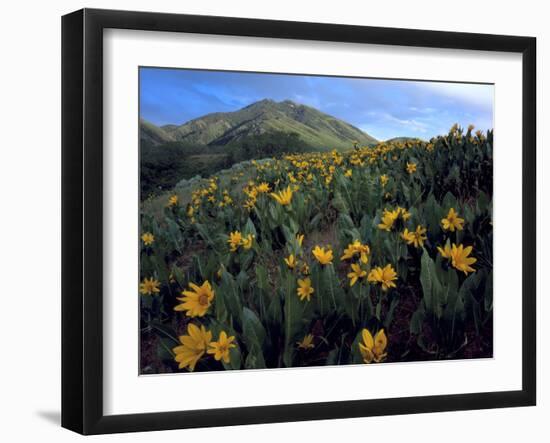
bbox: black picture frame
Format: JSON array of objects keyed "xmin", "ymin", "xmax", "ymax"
[{"xmin": 62, "ymin": 8, "xmax": 536, "ymax": 435}]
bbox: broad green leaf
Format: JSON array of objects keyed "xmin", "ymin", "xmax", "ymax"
[
  {"xmin": 420, "ymin": 248, "xmax": 436, "ymax": 312},
  {"xmin": 244, "ymin": 217, "xmax": 257, "ymax": 237},
  {"xmin": 242, "ymin": 307, "xmax": 266, "ymax": 348},
  {"xmin": 220, "ymin": 271, "xmax": 243, "ymax": 329}
]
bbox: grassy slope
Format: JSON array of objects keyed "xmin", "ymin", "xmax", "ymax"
[
  {"xmin": 385, "ymin": 136, "xmax": 425, "ymax": 144},
  {"xmin": 156, "ymin": 99, "xmax": 378, "ymax": 150},
  {"xmin": 139, "ymin": 118, "xmax": 175, "ymax": 145}
]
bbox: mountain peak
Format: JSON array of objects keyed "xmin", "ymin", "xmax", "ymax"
[
  {"xmin": 245, "ymin": 98, "xmax": 300, "ymax": 109},
  {"xmin": 245, "ymin": 98, "xmax": 275, "ymax": 107}
]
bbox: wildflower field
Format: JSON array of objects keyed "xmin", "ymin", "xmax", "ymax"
[{"xmin": 139, "ymin": 124, "xmax": 493, "ymax": 373}]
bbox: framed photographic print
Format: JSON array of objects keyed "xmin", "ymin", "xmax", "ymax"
[{"xmin": 61, "ymin": 8, "xmax": 536, "ymax": 435}]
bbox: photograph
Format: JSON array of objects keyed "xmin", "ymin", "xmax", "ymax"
[{"xmin": 138, "ymin": 68, "xmax": 494, "ymax": 374}]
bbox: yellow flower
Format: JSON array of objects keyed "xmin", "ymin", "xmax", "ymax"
[
  {"xmin": 207, "ymin": 331, "xmax": 236, "ymax": 363},
  {"xmin": 441, "ymin": 208, "xmax": 465, "ymax": 232},
  {"xmin": 380, "ymin": 174, "xmax": 389, "ymax": 187},
  {"xmin": 270, "ymin": 186, "xmax": 293, "ymax": 206},
  {"xmin": 344, "ymin": 169, "xmax": 353, "ymax": 177},
  {"xmin": 227, "ymin": 231, "xmax": 243, "ymax": 252},
  {"xmin": 257, "ymin": 182, "xmax": 271, "ymax": 193},
  {"xmin": 167, "ymin": 194, "xmax": 179, "ymax": 207},
  {"xmin": 173, "ymin": 323, "xmax": 212, "ymax": 371},
  {"xmin": 141, "ymin": 232, "xmax": 154, "ymax": 246},
  {"xmin": 406, "ymin": 162, "xmax": 417, "ymax": 174},
  {"xmin": 340, "ymin": 240, "xmax": 370, "ymax": 263},
  {"xmin": 139, "ymin": 277, "xmax": 160, "ymax": 295},
  {"xmin": 174, "ymin": 280, "xmax": 215, "ymax": 317},
  {"xmin": 243, "ymin": 199, "xmax": 256, "ymax": 211},
  {"xmin": 347, "ymin": 263, "xmax": 367, "ymax": 286},
  {"xmin": 301, "ymin": 262, "xmax": 310, "ymax": 276},
  {"xmin": 340, "ymin": 242, "xmax": 357, "ymax": 261},
  {"xmin": 359, "ymin": 328, "xmax": 387, "ymax": 363},
  {"xmin": 312, "ymin": 245, "xmax": 333, "ymax": 265},
  {"xmin": 401, "ymin": 225, "xmax": 427, "ymax": 248},
  {"xmin": 439, "ymin": 243, "xmax": 477, "ymax": 275},
  {"xmin": 297, "ymin": 278, "xmax": 314, "ymax": 301},
  {"xmin": 378, "ymin": 208, "xmax": 398, "ymax": 231},
  {"xmin": 367, "ymin": 264, "xmax": 397, "ymax": 291},
  {"xmin": 398, "ymin": 207, "xmax": 411, "ymax": 221},
  {"xmin": 284, "ymin": 254, "xmax": 297, "ymax": 269},
  {"xmin": 296, "ymin": 233, "xmax": 304, "ymax": 247},
  {"xmin": 241, "ymin": 234, "xmax": 254, "ymax": 250},
  {"xmin": 379, "ymin": 206, "xmax": 411, "ymax": 231},
  {"xmin": 297, "ymin": 334, "xmax": 315, "ymax": 350},
  {"xmin": 437, "ymin": 243, "xmax": 452, "ymax": 259}
]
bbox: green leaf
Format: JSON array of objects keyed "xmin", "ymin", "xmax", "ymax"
[
  {"xmin": 350, "ymin": 329, "xmax": 366, "ymax": 364},
  {"xmin": 281, "ymin": 225, "xmax": 295, "ymax": 243},
  {"xmin": 236, "ymin": 270, "xmax": 249, "ymax": 291},
  {"xmin": 267, "ymin": 292, "xmax": 282, "ymax": 327},
  {"xmin": 242, "ymin": 307, "xmax": 266, "ymax": 348},
  {"xmin": 332, "ymin": 191, "xmax": 349, "ymax": 214},
  {"xmin": 244, "ymin": 350, "xmax": 266, "ymax": 369},
  {"xmin": 282, "ymin": 274, "xmax": 302, "ymax": 367},
  {"xmin": 338, "ymin": 213, "xmax": 356, "ymax": 231},
  {"xmin": 410, "ymin": 306, "xmax": 425, "ymax": 335},
  {"xmin": 459, "ymin": 271, "xmax": 482, "ymax": 302},
  {"xmin": 442, "ymin": 191, "xmax": 458, "ymax": 211},
  {"xmin": 255, "ymin": 265, "xmax": 269, "ymax": 292},
  {"xmin": 321, "ymin": 265, "xmax": 343, "ymax": 312},
  {"xmin": 436, "ymin": 267, "xmax": 459, "ymax": 319},
  {"xmin": 309, "ymin": 212, "xmax": 323, "ymax": 230},
  {"xmin": 157, "ymin": 337, "xmax": 176, "ymax": 362},
  {"xmin": 384, "ymin": 294, "xmax": 400, "ymax": 329},
  {"xmin": 219, "ymin": 271, "xmax": 243, "ymax": 329},
  {"xmin": 243, "ymin": 218, "xmax": 258, "ymax": 237},
  {"xmin": 451, "ymin": 292, "xmax": 465, "ymax": 341},
  {"xmin": 171, "ymin": 265, "xmax": 185, "ymax": 288},
  {"xmin": 213, "ymin": 285, "xmax": 228, "ymax": 323},
  {"xmin": 163, "ymin": 217, "xmax": 182, "ymax": 253},
  {"xmin": 221, "ymin": 345, "xmax": 242, "ymax": 371},
  {"xmin": 420, "ymin": 248, "xmax": 436, "ymax": 312}
]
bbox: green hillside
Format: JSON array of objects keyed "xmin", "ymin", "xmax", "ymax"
[
  {"xmin": 140, "ymin": 118, "xmax": 175, "ymax": 145},
  {"xmin": 385, "ymin": 136, "xmax": 425, "ymax": 144},
  {"xmin": 143, "ymin": 99, "xmax": 378, "ymax": 150}
]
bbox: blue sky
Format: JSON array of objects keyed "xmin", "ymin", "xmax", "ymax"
[{"xmin": 140, "ymin": 67, "xmax": 494, "ymax": 141}]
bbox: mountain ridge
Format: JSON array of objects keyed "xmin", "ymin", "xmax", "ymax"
[{"xmin": 141, "ymin": 99, "xmax": 378, "ymax": 150}]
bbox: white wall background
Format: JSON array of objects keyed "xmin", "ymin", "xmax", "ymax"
[{"xmin": 0, "ymin": 0, "xmax": 546, "ymax": 441}]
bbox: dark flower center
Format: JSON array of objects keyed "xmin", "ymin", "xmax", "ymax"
[{"xmin": 199, "ymin": 294, "xmax": 209, "ymax": 306}]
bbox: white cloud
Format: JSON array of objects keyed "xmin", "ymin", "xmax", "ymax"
[
  {"xmin": 409, "ymin": 106, "xmax": 437, "ymax": 114},
  {"xmin": 418, "ymin": 82, "xmax": 494, "ymax": 111},
  {"xmin": 364, "ymin": 111, "xmax": 430, "ymax": 133}
]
